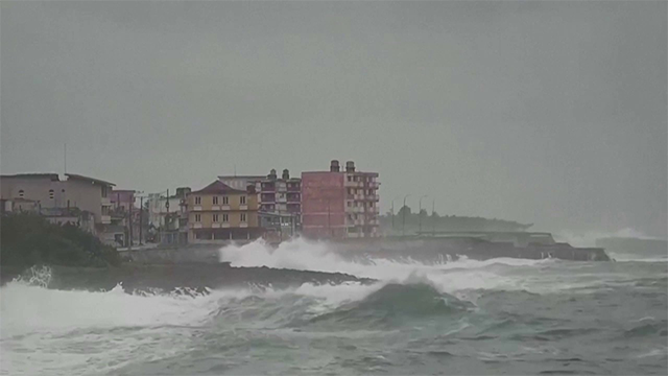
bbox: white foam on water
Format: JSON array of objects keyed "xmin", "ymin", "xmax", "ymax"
[
  {"xmin": 218, "ymin": 238, "xmax": 560, "ymax": 295},
  {"xmin": 0, "ymin": 282, "xmax": 218, "ymax": 338}
]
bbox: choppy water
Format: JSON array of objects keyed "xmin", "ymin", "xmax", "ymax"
[{"xmin": 2, "ymin": 239, "xmax": 667, "ymax": 375}]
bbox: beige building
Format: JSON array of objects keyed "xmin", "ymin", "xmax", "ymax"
[
  {"xmin": 0, "ymin": 173, "xmax": 118, "ymax": 243},
  {"xmin": 187, "ymin": 180, "xmax": 262, "ymax": 242}
]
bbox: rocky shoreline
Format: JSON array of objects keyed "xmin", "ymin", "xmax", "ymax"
[{"xmin": 0, "ymin": 263, "xmax": 375, "ymax": 293}]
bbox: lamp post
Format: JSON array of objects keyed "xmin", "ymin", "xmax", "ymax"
[
  {"xmin": 431, "ymin": 198, "xmax": 436, "ymax": 237},
  {"xmin": 390, "ymin": 195, "xmax": 401, "ymax": 231},
  {"xmin": 401, "ymin": 194, "xmax": 411, "ymax": 237},
  {"xmin": 418, "ymin": 195, "xmax": 429, "ymax": 235}
]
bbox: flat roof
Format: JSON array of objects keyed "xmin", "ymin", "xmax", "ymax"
[{"xmin": 1, "ymin": 173, "xmax": 60, "ymax": 181}]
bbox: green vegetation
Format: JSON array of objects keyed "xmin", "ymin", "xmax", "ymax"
[
  {"xmin": 381, "ymin": 206, "xmax": 532, "ymax": 234},
  {"xmin": 0, "ymin": 213, "xmax": 121, "ymax": 268}
]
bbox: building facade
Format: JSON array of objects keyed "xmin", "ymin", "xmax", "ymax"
[
  {"xmin": 0, "ymin": 173, "xmax": 119, "ymax": 245},
  {"xmin": 301, "ymin": 160, "xmax": 380, "ymax": 239},
  {"xmin": 186, "ymin": 181, "xmax": 262, "ymax": 242},
  {"xmin": 148, "ymin": 187, "xmax": 190, "ymax": 245},
  {"xmin": 259, "ymin": 169, "xmax": 302, "ymax": 240}
]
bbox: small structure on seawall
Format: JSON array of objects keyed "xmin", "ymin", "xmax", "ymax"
[{"xmin": 329, "ymin": 231, "xmax": 611, "ymax": 262}]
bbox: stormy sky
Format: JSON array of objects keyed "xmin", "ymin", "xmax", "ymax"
[{"xmin": 1, "ymin": 1, "xmax": 666, "ymax": 237}]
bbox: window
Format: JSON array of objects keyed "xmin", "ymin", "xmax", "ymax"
[
  {"xmin": 18, "ymin": 189, "xmax": 24, "ymax": 198},
  {"xmin": 49, "ymin": 189, "xmax": 54, "ymax": 199},
  {"xmin": 213, "ymin": 196, "xmax": 219, "ymax": 205},
  {"xmin": 213, "ymin": 214, "xmax": 219, "ymax": 222},
  {"xmin": 195, "ymin": 214, "xmax": 201, "ymax": 222},
  {"xmin": 222, "ymin": 196, "xmax": 229, "ymax": 205},
  {"xmin": 222, "ymin": 214, "xmax": 229, "ymax": 222},
  {"xmin": 195, "ymin": 196, "xmax": 201, "ymax": 205},
  {"xmin": 240, "ymin": 196, "xmax": 246, "ymax": 205},
  {"xmin": 347, "ymin": 176, "xmax": 352, "ymax": 182},
  {"xmin": 240, "ymin": 213, "xmax": 246, "ymax": 222},
  {"xmin": 347, "ymin": 201, "xmax": 352, "ymax": 207}
]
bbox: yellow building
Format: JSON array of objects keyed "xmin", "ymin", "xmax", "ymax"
[{"xmin": 186, "ymin": 181, "xmax": 262, "ymax": 242}]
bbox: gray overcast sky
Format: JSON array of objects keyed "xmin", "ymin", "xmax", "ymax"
[{"xmin": 1, "ymin": 1, "xmax": 666, "ymax": 237}]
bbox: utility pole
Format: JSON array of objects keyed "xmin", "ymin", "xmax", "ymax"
[
  {"xmin": 402, "ymin": 194, "xmax": 411, "ymax": 237},
  {"xmin": 391, "ymin": 200, "xmax": 395, "ymax": 230},
  {"xmin": 431, "ymin": 198, "xmax": 436, "ymax": 237},
  {"xmin": 128, "ymin": 198, "xmax": 133, "ymax": 250},
  {"xmin": 164, "ymin": 189, "xmax": 170, "ymax": 244},
  {"xmin": 139, "ymin": 196, "xmax": 143, "ymax": 245},
  {"xmin": 419, "ymin": 195, "xmax": 428, "ymax": 235}
]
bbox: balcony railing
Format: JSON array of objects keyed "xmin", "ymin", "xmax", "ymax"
[{"xmin": 100, "ymin": 215, "xmax": 111, "ymax": 224}]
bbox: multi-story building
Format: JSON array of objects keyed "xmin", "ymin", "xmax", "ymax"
[
  {"xmin": 259, "ymin": 169, "xmax": 302, "ymax": 239},
  {"xmin": 0, "ymin": 172, "xmax": 120, "ymax": 245},
  {"xmin": 110, "ymin": 190, "xmax": 135, "ymax": 212},
  {"xmin": 218, "ymin": 175, "xmax": 265, "ymax": 192},
  {"xmin": 186, "ymin": 181, "xmax": 262, "ymax": 242},
  {"xmin": 148, "ymin": 187, "xmax": 190, "ymax": 245},
  {"xmin": 301, "ymin": 160, "xmax": 380, "ymax": 239}
]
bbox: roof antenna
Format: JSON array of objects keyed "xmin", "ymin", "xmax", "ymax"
[
  {"xmin": 234, "ymin": 164, "xmax": 237, "ymax": 177},
  {"xmin": 64, "ymin": 143, "xmax": 67, "ymax": 174}
]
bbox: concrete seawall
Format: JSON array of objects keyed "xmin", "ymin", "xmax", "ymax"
[
  {"xmin": 329, "ymin": 237, "xmax": 610, "ymax": 261},
  {"xmin": 120, "ymin": 236, "xmax": 610, "ymax": 264}
]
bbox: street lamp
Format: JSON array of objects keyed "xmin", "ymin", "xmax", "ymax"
[
  {"xmin": 431, "ymin": 198, "xmax": 436, "ymax": 237},
  {"xmin": 402, "ymin": 194, "xmax": 411, "ymax": 237},
  {"xmin": 418, "ymin": 195, "xmax": 429, "ymax": 235},
  {"xmin": 390, "ymin": 195, "xmax": 401, "ymax": 231}
]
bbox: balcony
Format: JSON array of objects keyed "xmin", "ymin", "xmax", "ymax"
[
  {"xmin": 366, "ymin": 194, "xmax": 380, "ymax": 201},
  {"xmin": 261, "ymin": 184, "xmax": 276, "ymax": 192},
  {"xmin": 101, "ymin": 197, "xmax": 112, "ymax": 206},
  {"xmin": 240, "ymin": 205, "xmax": 248, "ymax": 211},
  {"xmin": 100, "ymin": 215, "xmax": 111, "ymax": 224},
  {"xmin": 193, "ymin": 206, "xmax": 202, "ymax": 211}
]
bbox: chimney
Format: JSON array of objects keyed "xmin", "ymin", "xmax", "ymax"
[
  {"xmin": 345, "ymin": 161, "xmax": 355, "ymax": 173},
  {"xmin": 282, "ymin": 169, "xmax": 290, "ymax": 180},
  {"xmin": 330, "ymin": 160, "xmax": 340, "ymax": 172}
]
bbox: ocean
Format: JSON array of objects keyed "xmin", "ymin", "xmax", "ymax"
[{"xmin": 1, "ymin": 239, "xmax": 667, "ymax": 375}]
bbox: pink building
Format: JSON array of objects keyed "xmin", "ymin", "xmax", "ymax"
[
  {"xmin": 301, "ymin": 160, "xmax": 380, "ymax": 239},
  {"xmin": 110, "ymin": 189, "xmax": 135, "ymax": 212}
]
